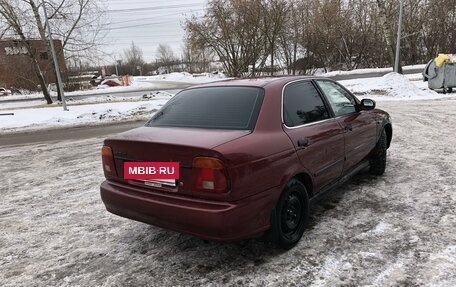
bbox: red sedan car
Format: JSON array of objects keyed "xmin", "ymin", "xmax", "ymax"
[{"xmin": 100, "ymin": 77, "xmax": 392, "ymax": 249}]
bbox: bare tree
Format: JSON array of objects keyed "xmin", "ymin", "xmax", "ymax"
[
  {"xmin": 182, "ymin": 39, "xmax": 213, "ymax": 73},
  {"xmin": 0, "ymin": 17, "xmax": 8, "ymax": 39},
  {"xmin": 123, "ymin": 41, "xmax": 144, "ymax": 75},
  {"xmin": 0, "ymin": 0, "xmax": 106, "ymax": 104},
  {"xmin": 375, "ymin": 0, "xmax": 399, "ymax": 70},
  {"xmin": 278, "ymin": 1, "xmax": 302, "ymax": 75},
  {"xmin": 184, "ymin": 0, "xmax": 456, "ymax": 75},
  {"xmin": 186, "ymin": 0, "xmax": 266, "ymax": 77},
  {"xmin": 156, "ymin": 43, "xmax": 176, "ymax": 73},
  {"xmin": 259, "ymin": 0, "xmax": 289, "ymax": 75},
  {"xmin": 420, "ymin": 0, "xmax": 456, "ymax": 58}
]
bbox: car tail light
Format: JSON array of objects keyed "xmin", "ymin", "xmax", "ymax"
[
  {"xmin": 101, "ymin": 145, "xmax": 117, "ymax": 177},
  {"xmin": 192, "ymin": 157, "xmax": 229, "ymax": 193}
]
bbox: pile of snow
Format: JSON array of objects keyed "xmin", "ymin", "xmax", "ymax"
[
  {"xmin": 135, "ymin": 72, "xmax": 227, "ymax": 84},
  {"xmin": 0, "ymin": 92, "xmax": 43, "ymax": 101},
  {"xmin": 340, "ymin": 72, "xmax": 444, "ymax": 100},
  {"xmin": 321, "ymin": 64, "xmax": 426, "ymax": 77},
  {"xmin": 142, "ymin": 91, "xmax": 174, "ymax": 99},
  {"xmin": 74, "ymin": 81, "xmax": 160, "ymax": 93},
  {"xmin": 0, "ymin": 100, "xmax": 168, "ymax": 134},
  {"xmin": 0, "ymin": 72, "xmax": 227, "ymax": 101},
  {"xmin": 381, "ymin": 73, "xmax": 431, "ymax": 98}
]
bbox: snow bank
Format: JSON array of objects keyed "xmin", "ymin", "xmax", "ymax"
[
  {"xmin": 134, "ymin": 72, "xmax": 228, "ymax": 84},
  {"xmin": 0, "ymin": 72, "xmax": 227, "ymax": 101},
  {"xmin": 0, "ymin": 100, "xmax": 168, "ymax": 134},
  {"xmin": 340, "ymin": 72, "xmax": 452, "ymax": 101},
  {"xmin": 381, "ymin": 73, "xmax": 430, "ymax": 98},
  {"xmin": 321, "ymin": 64, "xmax": 426, "ymax": 77}
]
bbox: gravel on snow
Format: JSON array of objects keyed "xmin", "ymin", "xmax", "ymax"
[{"xmin": 1, "ymin": 99, "xmax": 456, "ymax": 286}]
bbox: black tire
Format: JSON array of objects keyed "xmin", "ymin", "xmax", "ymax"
[
  {"xmin": 269, "ymin": 179, "xmax": 309, "ymax": 249},
  {"xmin": 369, "ymin": 128, "xmax": 387, "ymax": 175},
  {"xmin": 448, "ymin": 87, "xmax": 453, "ymax": 93}
]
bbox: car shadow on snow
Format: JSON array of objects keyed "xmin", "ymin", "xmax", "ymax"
[
  {"xmin": 116, "ymin": 168, "xmax": 383, "ymax": 280},
  {"xmin": 116, "ymin": 224, "xmax": 285, "ymax": 282}
]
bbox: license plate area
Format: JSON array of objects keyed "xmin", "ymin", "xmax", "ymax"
[{"xmin": 142, "ymin": 179, "xmax": 177, "ymax": 188}]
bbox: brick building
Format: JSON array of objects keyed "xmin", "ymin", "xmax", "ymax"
[{"xmin": 0, "ymin": 39, "xmax": 67, "ymax": 90}]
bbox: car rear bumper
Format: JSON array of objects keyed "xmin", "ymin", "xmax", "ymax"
[{"xmin": 100, "ymin": 180, "xmax": 276, "ymax": 241}]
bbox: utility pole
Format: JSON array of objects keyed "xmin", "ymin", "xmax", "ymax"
[
  {"xmin": 114, "ymin": 57, "xmax": 119, "ymax": 76},
  {"xmin": 394, "ymin": 0, "xmax": 404, "ymax": 73},
  {"xmin": 41, "ymin": 0, "xmax": 68, "ymax": 111}
]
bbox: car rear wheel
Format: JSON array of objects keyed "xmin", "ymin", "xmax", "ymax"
[
  {"xmin": 369, "ymin": 128, "xmax": 387, "ymax": 175},
  {"xmin": 269, "ymin": 179, "xmax": 309, "ymax": 249}
]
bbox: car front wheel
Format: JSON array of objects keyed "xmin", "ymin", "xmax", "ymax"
[
  {"xmin": 269, "ymin": 179, "xmax": 309, "ymax": 249},
  {"xmin": 370, "ymin": 128, "xmax": 387, "ymax": 175}
]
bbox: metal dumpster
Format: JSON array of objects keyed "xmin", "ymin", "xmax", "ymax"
[{"xmin": 423, "ymin": 59, "xmax": 456, "ymax": 93}]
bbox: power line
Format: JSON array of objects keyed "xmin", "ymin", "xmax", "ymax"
[
  {"xmin": 102, "ymin": 20, "xmax": 177, "ymax": 31},
  {"xmin": 106, "ymin": 41, "xmax": 185, "ymax": 45},
  {"xmin": 109, "ymin": 9, "xmax": 204, "ymax": 25},
  {"xmin": 106, "ymin": 32, "xmax": 184, "ymax": 37},
  {"xmin": 106, "ymin": 3, "xmax": 204, "ymax": 13},
  {"xmin": 101, "ymin": 17, "xmax": 203, "ymax": 31},
  {"xmin": 98, "ymin": 1, "xmax": 207, "ymax": 60}
]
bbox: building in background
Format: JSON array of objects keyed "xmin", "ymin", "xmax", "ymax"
[{"xmin": 0, "ymin": 39, "xmax": 67, "ymax": 90}]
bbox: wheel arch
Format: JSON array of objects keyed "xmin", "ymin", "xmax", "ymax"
[
  {"xmin": 293, "ymin": 173, "xmax": 314, "ymax": 199},
  {"xmin": 384, "ymin": 123, "xmax": 392, "ymax": 149},
  {"xmin": 268, "ymin": 173, "xmax": 312, "ymax": 249}
]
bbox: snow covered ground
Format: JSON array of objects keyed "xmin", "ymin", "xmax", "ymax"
[
  {"xmin": 0, "ymin": 95, "xmax": 170, "ymax": 134},
  {"xmin": 320, "ymin": 64, "xmax": 427, "ymax": 77},
  {"xmin": 134, "ymin": 71, "xmax": 227, "ymax": 84},
  {"xmin": 1, "ymin": 99, "xmax": 455, "ymax": 286},
  {"xmin": 1, "ymin": 68, "xmax": 456, "ymax": 286},
  {"xmin": 0, "ymin": 72, "xmax": 227, "ymax": 101},
  {"xmin": 341, "ymin": 72, "xmax": 456, "ymax": 101},
  {"xmin": 2, "ymin": 71, "xmax": 456, "ymax": 134}
]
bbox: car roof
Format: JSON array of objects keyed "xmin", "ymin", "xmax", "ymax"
[{"xmin": 189, "ymin": 76, "xmax": 331, "ymax": 89}]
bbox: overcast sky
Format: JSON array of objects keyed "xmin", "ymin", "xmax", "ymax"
[{"xmin": 101, "ymin": 0, "xmax": 206, "ymax": 64}]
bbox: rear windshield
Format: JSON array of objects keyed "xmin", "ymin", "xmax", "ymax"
[{"xmin": 145, "ymin": 86, "xmax": 264, "ymax": 130}]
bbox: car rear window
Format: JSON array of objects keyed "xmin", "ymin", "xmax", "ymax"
[{"xmin": 145, "ymin": 86, "xmax": 264, "ymax": 130}]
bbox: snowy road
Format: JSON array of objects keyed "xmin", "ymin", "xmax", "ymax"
[
  {"xmin": 0, "ymin": 121, "xmax": 144, "ymax": 146},
  {"xmin": 1, "ymin": 99, "xmax": 456, "ymax": 286}
]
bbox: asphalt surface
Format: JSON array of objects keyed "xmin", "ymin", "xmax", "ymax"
[{"xmin": 0, "ymin": 121, "xmax": 145, "ymax": 147}]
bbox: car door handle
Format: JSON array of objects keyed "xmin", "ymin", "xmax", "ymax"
[
  {"xmin": 344, "ymin": 124, "xmax": 353, "ymax": 132},
  {"xmin": 298, "ymin": 138, "xmax": 309, "ymax": 148}
]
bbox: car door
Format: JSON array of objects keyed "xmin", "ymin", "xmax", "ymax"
[
  {"xmin": 282, "ymin": 80, "xmax": 345, "ymax": 191},
  {"xmin": 315, "ymin": 80, "xmax": 377, "ymax": 173}
]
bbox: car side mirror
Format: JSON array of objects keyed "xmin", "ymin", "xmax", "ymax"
[{"xmin": 361, "ymin": 99, "xmax": 376, "ymax": 110}]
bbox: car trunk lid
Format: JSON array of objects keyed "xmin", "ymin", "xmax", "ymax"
[{"xmin": 103, "ymin": 126, "xmax": 250, "ymax": 196}]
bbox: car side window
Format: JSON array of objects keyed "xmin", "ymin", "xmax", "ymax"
[
  {"xmin": 283, "ymin": 81, "xmax": 330, "ymax": 127},
  {"xmin": 316, "ymin": 80, "xmax": 357, "ymax": 117}
]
